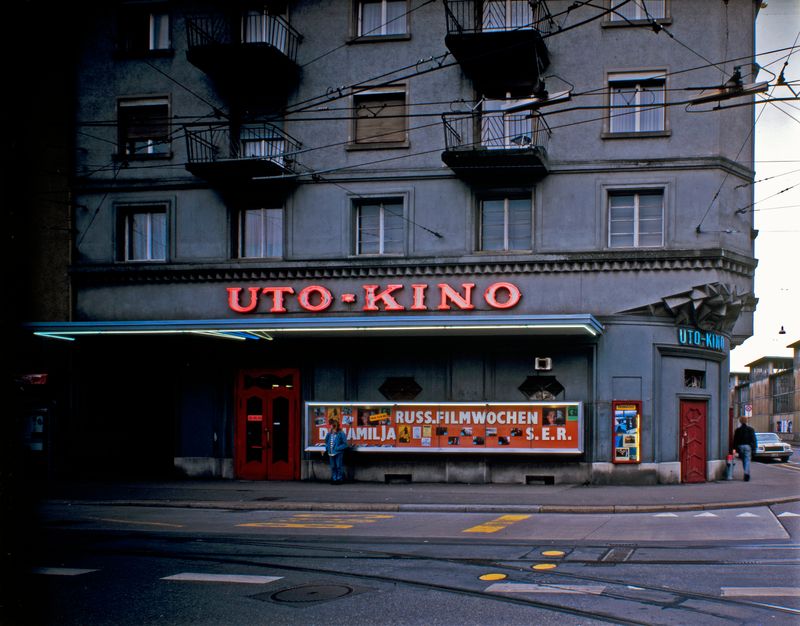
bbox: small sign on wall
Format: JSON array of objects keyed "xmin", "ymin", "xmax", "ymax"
[{"xmin": 612, "ymin": 400, "xmax": 641, "ymax": 464}]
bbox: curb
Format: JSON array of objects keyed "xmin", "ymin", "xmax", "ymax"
[{"xmin": 45, "ymin": 494, "xmax": 800, "ymax": 514}]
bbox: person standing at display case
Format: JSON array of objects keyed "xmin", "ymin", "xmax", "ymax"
[
  {"xmin": 732, "ymin": 416, "xmax": 758, "ymax": 482},
  {"xmin": 324, "ymin": 417, "xmax": 348, "ymax": 484}
]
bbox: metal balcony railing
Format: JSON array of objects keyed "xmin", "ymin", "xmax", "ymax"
[
  {"xmin": 442, "ymin": 111, "xmax": 549, "ymax": 152},
  {"xmin": 444, "ymin": 0, "xmax": 552, "ymax": 35},
  {"xmin": 185, "ymin": 123, "xmax": 300, "ymax": 172},
  {"xmin": 186, "ymin": 12, "xmax": 301, "ymax": 62}
]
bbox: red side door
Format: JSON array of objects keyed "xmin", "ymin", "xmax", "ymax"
[
  {"xmin": 235, "ymin": 369, "xmax": 300, "ymax": 480},
  {"xmin": 679, "ymin": 400, "xmax": 707, "ymax": 483}
]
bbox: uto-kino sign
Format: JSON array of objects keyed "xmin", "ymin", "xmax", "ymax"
[
  {"xmin": 228, "ymin": 281, "xmax": 522, "ymax": 313},
  {"xmin": 305, "ymin": 402, "xmax": 583, "ymax": 454}
]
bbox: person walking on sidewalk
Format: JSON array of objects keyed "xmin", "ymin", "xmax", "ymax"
[
  {"xmin": 732, "ymin": 416, "xmax": 758, "ymax": 482},
  {"xmin": 325, "ymin": 417, "xmax": 348, "ymax": 484}
]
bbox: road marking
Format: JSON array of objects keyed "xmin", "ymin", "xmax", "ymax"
[
  {"xmin": 778, "ymin": 512, "xmax": 800, "ymax": 518},
  {"xmin": 239, "ymin": 513, "xmax": 394, "ymax": 529},
  {"xmin": 694, "ymin": 512, "xmax": 719, "ymax": 517},
  {"xmin": 542, "ymin": 550, "xmax": 565, "ymax": 557},
  {"xmin": 737, "ymin": 512, "xmax": 760, "ymax": 518},
  {"xmin": 162, "ymin": 573, "xmax": 283, "ymax": 585},
  {"xmin": 90, "ymin": 516, "xmax": 184, "ymax": 528},
  {"xmin": 653, "ymin": 513, "xmax": 678, "ymax": 517},
  {"xmin": 486, "ymin": 583, "xmax": 606, "ymax": 595},
  {"xmin": 32, "ymin": 567, "xmax": 99, "ymax": 576},
  {"xmin": 463, "ymin": 514, "xmax": 531, "ymax": 534},
  {"xmin": 532, "ymin": 563, "xmax": 558, "ymax": 570},
  {"xmin": 721, "ymin": 587, "xmax": 800, "ymax": 597},
  {"xmin": 479, "ymin": 573, "xmax": 507, "ymax": 581}
]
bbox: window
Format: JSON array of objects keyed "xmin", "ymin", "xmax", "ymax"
[
  {"xmin": 239, "ymin": 208, "xmax": 283, "ymax": 258},
  {"xmin": 118, "ymin": 98, "xmax": 170, "ymax": 157},
  {"xmin": 609, "ymin": 0, "xmax": 665, "ymax": 21},
  {"xmin": 608, "ymin": 190, "xmax": 664, "ymax": 248},
  {"xmin": 481, "ymin": 99, "xmax": 534, "ymax": 149},
  {"xmin": 117, "ymin": 4, "xmax": 171, "ymax": 54},
  {"xmin": 684, "ymin": 370, "xmax": 706, "ymax": 389},
  {"xmin": 356, "ymin": 199, "xmax": 404, "ymax": 255},
  {"xmin": 608, "ymin": 72, "xmax": 666, "ymax": 133},
  {"xmin": 479, "ymin": 197, "xmax": 532, "ymax": 251},
  {"xmin": 243, "ymin": 7, "xmax": 288, "ymax": 52},
  {"xmin": 353, "ymin": 86, "xmax": 407, "ymax": 146},
  {"xmin": 119, "ymin": 205, "xmax": 167, "ymax": 261},
  {"xmin": 358, "ymin": 0, "xmax": 407, "ymax": 36},
  {"xmin": 482, "ymin": 0, "xmax": 533, "ymax": 31}
]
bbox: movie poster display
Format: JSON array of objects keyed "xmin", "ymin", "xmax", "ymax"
[
  {"xmin": 612, "ymin": 400, "xmax": 641, "ymax": 464},
  {"xmin": 305, "ymin": 402, "xmax": 583, "ymax": 454}
]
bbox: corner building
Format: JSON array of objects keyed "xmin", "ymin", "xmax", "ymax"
[{"xmin": 31, "ymin": 0, "xmax": 761, "ymax": 484}]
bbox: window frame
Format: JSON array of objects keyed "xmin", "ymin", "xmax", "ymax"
[
  {"xmin": 349, "ymin": 85, "xmax": 409, "ymax": 149},
  {"xmin": 354, "ymin": 197, "xmax": 406, "ymax": 256},
  {"xmin": 237, "ymin": 207, "xmax": 285, "ymax": 260},
  {"xmin": 117, "ymin": 203, "xmax": 169, "ymax": 262},
  {"xmin": 116, "ymin": 2, "xmax": 172, "ymax": 57},
  {"xmin": 605, "ymin": 0, "xmax": 668, "ymax": 24},
  {"xmin": 606, "ymin": 71, "xmax": 667, "ymax": 136},
  {"xmin": 355, "ymin": 0, "xmax": 408, "ymax": 38},
  {"xmin": 117, "ymin": 97, "xmax": 172, "ymax": 160},
  {"xmin": 607, "ymin": 188, "xmax": 665, "ymax": 249},
  {"xmin": 477, "ymin": 194, "xmax": 533, "ymax": 253}
]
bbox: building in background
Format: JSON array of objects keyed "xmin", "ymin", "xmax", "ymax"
[
  {"xmin": 731, "ymin": 343, "xmax": 799, "ymax": 442},
  {"xmin": 22, "ymin": 0, "xmax": 763, "ymax": 484}
]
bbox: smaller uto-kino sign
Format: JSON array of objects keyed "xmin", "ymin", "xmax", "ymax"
[
  {"xmin": 677, "ymin": 327, "xmax": 726, "ymax": 352},
  {"xmin": 305, "ymin": 402, "xmax": 583, "ymax": 454}
]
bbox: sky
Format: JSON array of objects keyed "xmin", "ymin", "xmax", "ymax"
[{"xmin": 729, "ymin": 0, "xmax": 800, "ymax": 371}]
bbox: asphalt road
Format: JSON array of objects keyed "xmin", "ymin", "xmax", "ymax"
[{"xmin": 8, "ymin": 499, "xmax": 800, "ymax": 625}]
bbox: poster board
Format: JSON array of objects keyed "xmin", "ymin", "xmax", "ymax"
[
  {"xmin": 612, "ymin": 400, "xmax": 641, "ymax": 464},
  {"xmin": 305, "ymin": 402, "xmax": 583, "ymax": 454}
]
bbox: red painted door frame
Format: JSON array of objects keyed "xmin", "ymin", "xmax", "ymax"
[
  {"xmin": 679, "ymin": 399, "xmax": 707, "ymax": 483},
  {"xmin": 235, "ymin": 368, "xmax": 300, "ymax": 480}
]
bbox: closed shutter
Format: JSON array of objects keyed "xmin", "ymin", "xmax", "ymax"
[{"xmin": 355, "ymin": 93, "xmax": 406, "ymax": 143}]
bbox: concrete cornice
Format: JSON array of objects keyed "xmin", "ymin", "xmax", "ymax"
[{"xmin": 71, "ymin": 248, "xmax": 757, "ymax": 285}]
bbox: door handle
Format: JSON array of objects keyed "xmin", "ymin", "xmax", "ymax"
[{"xmin": 265, "ymin": 428, "xmax": 271, "ymax": 447}]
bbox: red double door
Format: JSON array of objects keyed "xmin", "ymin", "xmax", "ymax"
[
  {"xmin": 235, "ymin": 368, "xmax": 301, "ymax": 480},
  {"xmin": 679, "ymin": 400, "xmax": 707, "ymax": 483}
]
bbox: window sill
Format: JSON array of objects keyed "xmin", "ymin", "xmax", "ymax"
[
  {"xmin": 348, "ymin": 33, "xmax": 411, "ymax": 44},
  {"xmin": 113, "ymin": 48, "xmax": 175, "ymax": 60},
  {"xmin": 346, "ymin": 142, "xmax": 410, "ymax": 151},
  {"xmin": 601, "ymin": 18, "xmax": 672, "ymax": 29},
  {"xmin": 601, "ymin": 130, "xmax": 671, "ymax": 140},
  {"xmin": 113, "ymin": 152, "xmax": 174, "ymax": 162}
]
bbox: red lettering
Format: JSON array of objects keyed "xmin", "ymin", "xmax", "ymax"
[
  {"xmin": 484, "ymin": 282, "xmax": 521, "ymax": 309},
  {"xmin": 410, "ymin": 284, "xmax": 428, "ymax": 311},
  {"xmin": 363, "ymin": 284, "xmax": 405, "ymax": 311},
  {"xmin": 298, "ymin": 285, "xmax": 333, "ymax": 312},
  {"xmin": 437, "ymin": 283, "xmax": 475, "ymax": 310},
  {"xmin": 227, "ymin": 287, "xmax": 260, "ymax": 313},
  {"xmin": 261, "ymin": 286, "xmax": 295, "ymax": 313}
]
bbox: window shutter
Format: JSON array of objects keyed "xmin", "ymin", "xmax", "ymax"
[{"xmin": 355, "ymin": 94, "xmax": 405, "ymax": 143}]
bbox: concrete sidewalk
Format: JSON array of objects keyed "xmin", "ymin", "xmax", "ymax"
[{"xmin": 41, "ymin": 461, "xmax": 800, "ymax": 514}]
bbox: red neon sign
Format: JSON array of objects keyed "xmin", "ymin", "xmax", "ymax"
[{"xmin": 227, "ymin": 281, "xmax": 522, "ymax": 314}]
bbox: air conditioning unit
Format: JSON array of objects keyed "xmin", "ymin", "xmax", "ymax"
[{"xmin": 534, "ymin": 357, "xmax": 552, "ymax": 371}]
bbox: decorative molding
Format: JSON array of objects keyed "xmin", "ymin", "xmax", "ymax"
[{"xmin": 72, "ymin": 249, "xmax": 757, "ymax": 286}]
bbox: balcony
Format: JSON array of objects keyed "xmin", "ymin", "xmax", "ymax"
[
  {"xmin": 441, "ymin": 110, "xmax": 549, "ymax": 182},
  {"xmin": 184, "ymin": 123, "xmax": 300, "ymax": 186},
  {"xmin": 443, "ymin": 0, "xmax": 550, "ymax": 97},
  {"xmin": 185, "ymin": 12, "xmax": 302, "ymax": 96}
]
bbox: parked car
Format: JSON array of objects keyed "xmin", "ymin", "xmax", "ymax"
[{"xmin": 754, "ymin": 432, "xmax": 794, "ymax": 462}]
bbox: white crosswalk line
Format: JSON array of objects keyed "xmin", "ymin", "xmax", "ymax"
[
  {"xmin": 162, "ymin": 573, "xmax": 283, "ymax": 584},
  {"xmin": 721, "ymin": 587, "xmax": 800, "ymax": 597},
  {"xmin": 32, "ymin": 567, "xmax": 99, "ymax": 576},
  {"xmin": 486, "ymin": 583, "xmax": 606, "ymax": 595}
]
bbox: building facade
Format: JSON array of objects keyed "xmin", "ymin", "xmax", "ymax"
[{"xmin": 25, "ymin": 0, "xmax": 762, "ymax": 484}]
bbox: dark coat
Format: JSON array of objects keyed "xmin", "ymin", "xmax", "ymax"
[{"xmin": 732, "ymin": 423, "xmax": 757, "ymax": 450}]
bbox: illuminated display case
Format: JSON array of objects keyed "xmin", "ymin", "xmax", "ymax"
[{"xmin": 612, "ymin": 400, "xmax": 641, "ymax": 464}]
